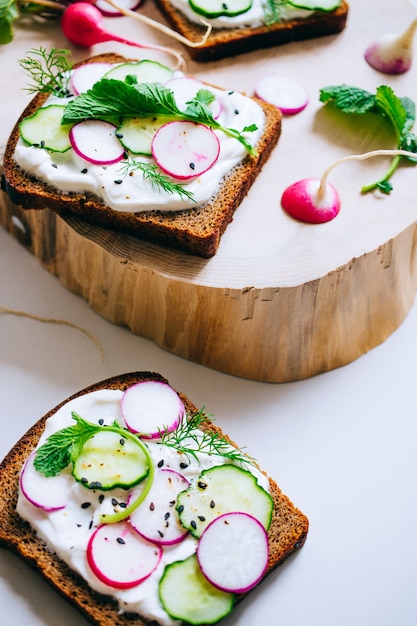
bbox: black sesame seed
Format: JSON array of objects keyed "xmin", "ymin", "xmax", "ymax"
[
  {"xmin": 177, "ymin": 504, "xmax": 184, "ymax": 513},
  {"xmin": 98, "ymin": 494, "xmax": 105, "ymax": 503},
  {"xmin": 115, "ymin": 132, "xmax": 124, "ymax": 138},
  {"xmin": 222, "ymin": 2, "xmax": 228, "ymax": 9},
  {"xmin": 90, "ymin": 481, "xmax": 102, "ymax": 489},
  {"xmin": 158, "ymin": 530, "xmax": 164, "ymax": 538},
  {"xmin": 158, "ymin": 459, "xmax": 164, "ymax": 468},
  {"xmin": 40, "ymin": 140, "xmax": 45, "ymax": 148},
  {"xmin": 210, "ymin": 500, "xmax": 215, "ymax": 508},
  {"xmin": 51, "ymin": 163, "xmax": 58, "ymax": 168},
  {"xmin": 114, "ymin": 179, "xmax": 123, "ymax": 184},
  {"xmin": 150, "ymin": 502, "xmax": 155, "ymax": 511},
  {"xmin": 198, "ymin": 515, "xmax": 206, "ymax": 522},
  {"xmin": 120, "ymin": 502, "xmax": 127, "ymax": 508},
  {"xmin": 117, "ymin": 537, "xmax": 126, "ymax": 545},
  {"xmin": 98, "ymin": 419, "xmax": 104, "ymax": 425},
  {"xmin": 120, "ymin": 438, "xmax": 125, "ymax": 445},
  {"xmin": 234, "ymin": 109, "xmax": 240, "ymax": 115},
  {"xmin": 81, "ymin": 477, "xmax": 88, "ymax": 484},
  {"xmin": 81, "ymin": 502, "xmax": 91, "ymax": 509},
  {"xmin": 164, "ymin": 512, "xmax": 170, "ymax": 520},
  {"xmin": 189, "ymin": 162, "xmax": 195, "ymax": 170},
  {"xmin": 179, "ymin": 462, "xmax": 189, "ymax": 469},
  {"xmin": 89, "ymin": 520, "xmax": 93, "ymax": 529},
  {"xmin": 111, "ymin": 498, "xmax": 118, "ymax": 506},
  {"xmin": 190, "ymin": 520, "xmax": 197, "ymax": 529},
  {"xmin": 169, "ymin": 500, "xmax": 175, "ymax": 506},
  {"xmin": 228, "ymin": 90, "xmax": 234, "ymax": 95},
  {"xmin": 197, "ymin": 481, "xmax": 207, "ymax": 490},
  {"xmin": 81, "ymin": 168, "xmax": 88, "ymax": 174}
]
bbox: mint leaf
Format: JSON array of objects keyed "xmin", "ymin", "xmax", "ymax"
[
  {"xmin": 0, "ymin": 0, "xmax": 19, "ymax": 44},
  {"xmin": 319, "ymin": 84, "xmax": 376, "ymax": 114}
]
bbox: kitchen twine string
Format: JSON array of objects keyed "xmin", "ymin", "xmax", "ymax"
[{"xmin": 0, "ymin": 306, "xmax": 105, "ymax": 362}]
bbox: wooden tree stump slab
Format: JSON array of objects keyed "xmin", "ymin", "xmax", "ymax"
[{"xmin": 1, "ymin": 0, "xmax": 417, "ymax": 382}]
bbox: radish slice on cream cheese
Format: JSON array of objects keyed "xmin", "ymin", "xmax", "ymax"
[
  {"xmin": 151, "ymin": 121, "xmax": 220, "ymax": 180},
  {"xmin": 69, "ymin": 119, "xmax": 125, "ymax": 165},
  {"xmin": 70, "ymin": 62, "xmax": 113, "ymax": 95},
  {"xmin": 281, "ymin": 178, "xmax": 341, "ymax": 224},
  {"xmin": 121, "ymin": 380, "xmax": 185, "ymax": 438},
  {"xmin": 197, "ymin": 512, "xmax": 269, "ymax": 593},
  {"xmin": 87, "ymin": 521, "xmax": 162, "ymax": 588},
  {"xmin": 20, "ymin": 451, "xmax": 72, "ymax": 511},
  {"xmin": 255, "ymin": 74, "xmax": 309, "ymax": 115},
  {"xmin": 129, "ymin": 468, "xmax": 190, "ymax": 545}
]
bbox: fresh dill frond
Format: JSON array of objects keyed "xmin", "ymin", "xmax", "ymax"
[
  {"xmin": 261, "ymin": 0, "xmax": 285, "ymax": 25},
  {"xmin": 18, "ymin": 46, "xmax": 72, "ymax": 97},
  {"xmin": 118, "ymin": 159, "xmax": 196, "ymax": 203},
  {"xmin": 160, "ymin": 407, "xmax": 256, "ymax": 467}
]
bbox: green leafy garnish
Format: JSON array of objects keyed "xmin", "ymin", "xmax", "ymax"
[
  {"xmin": 18, "ymin": 46, "xmax": 72, "ymax": 98},
  {"xmin": 160, "ymin": 407, "xmax": 255, "ymax": 467},
  {"xmin": 62, "ymin": 81, "xmax": 259, "ymax": 157},
  {"xmin": 319, "ymin": 84, "xmax": 417, "ymax": 193},
  {"xmin": 118, "ymin": 159, "xmax": 197, "ymax": 203},
  {"xmin": 0, "ymin": 0, "xmax": 64, "ymax": 45}
]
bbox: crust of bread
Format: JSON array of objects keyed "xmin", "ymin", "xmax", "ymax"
[
  {"xmin": 154, "ymin": 0, "xmax": 349, "ymax": 61},
  {"xmin": 0, "ymin": 54, "xmax": 282, "ymax": 258},
  {"xmin": 0, "ymin": 371, "xmax": 309, "ymax": 626}
]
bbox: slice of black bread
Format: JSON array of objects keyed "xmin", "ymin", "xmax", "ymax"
[
  {"xmin": 1, "ymin": 53, "xmax": 282, "ymax": 258},
  {"xmin": 0, "ymin": 371, "xmax": 309, "ymax": 626},
  {"xmin": 154, "ymin": 0, "xmax": 349, "ymax": 61}
]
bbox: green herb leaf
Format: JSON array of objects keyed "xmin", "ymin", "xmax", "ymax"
[
  {"xmin": 320, "ymin": 83, "xmax": 417, "ymax": 193},
  {"xmin": 118, "ymin": 159, "xmax": 197, "ymax": 203},
  {"xmin": 62, "ymin": 79, "xmax": 258, "ymax": 156},
  {"xmin": 0, "ymin": 0, "xmax": 18, "ymax": 44},
  {"xmin": 18, "ymin": 47, "xmax": 72, "ymax": 97}
]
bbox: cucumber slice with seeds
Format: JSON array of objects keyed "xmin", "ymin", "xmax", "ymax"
[
  {"xmin": 103, "ymin": 60, "xmax": 174, "ymax": 85},
  {"xmin": 116, "ymin": 117, "xmax": 167, "ymax": 155},
  {"xmin": 189, "ymin": 0, "xmax": 252, "ymax": 18},
  {"xmin": 19, "ymin": 105, "xmax": 72, "ymax": 153},
  {"xmin": 159, "ymin": 554, "xmax": 235, "ymax": 625},
  {"xmin": 176, "ymin": 464, "xmax": 273, "ymax": 538},
  {"xmin": 72, "ymin": 430, "xmax": 149, "ymax": 490}
]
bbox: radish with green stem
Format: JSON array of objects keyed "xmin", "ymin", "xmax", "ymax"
[
  {"xmin": 365, "ymin": 18, "xmax": 417, "ymax": 74},
  {"xmin": 281, "ymin": 149, "xmax": 417, "ymax": 224}
]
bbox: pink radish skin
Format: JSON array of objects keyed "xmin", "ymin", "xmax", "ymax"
[
  {"xmin": 255, "ymin": 74, "xmax": 309, "ymax": 115},
  {"xmin": 20, "ymin": 452, "xmax": 72, "ymax": 512},
  {"xmin": 281, "ymin": 178, "xmax": 341, "ymax": 224},
  {"xmin": 95, "ymin": 0, "xmax": 142, "ymax": 17},
  {"xmin": 70, "ymin": 62, "xmax": 113, "ymax": 95},
  {"xmin": 70, "ymin": 119, "xmax": 125, "ymax": 165},
  {"xmin": 197, "ymin": 512, "xmax": 269, "ymax": 594},
  {"xmin": 129, "ymin": 468, "xmax": 190, "ymax": 545},
  {"xmin": 165, "ymin": 77, "xmax": 222, "ymax": 120},
  {"xmin": 152, "ymin": 121, "xmax": 220, "ymax": 180},
  {"xmin": 121, "ymin": 380, "xmax": 185, "ymax": 439},
  {"xmin": 87, "ymin": 521, "xmax": 162, "ymax": 589}
]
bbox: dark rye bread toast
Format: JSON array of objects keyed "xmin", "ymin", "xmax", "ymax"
[
  {"xmin": 0, "ymin": 371, "xmax": 309, "ymax": 626},
  {"xmin": 1, "ymin": 53, "xmax": 282, "ymax": 258},
  {"xmin": 154, "ymin": 0, "xmax": 349, "ymax": 61}
]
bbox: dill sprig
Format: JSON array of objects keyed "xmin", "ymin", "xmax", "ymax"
[
  {"xmin": 118, "ymin": 159, "xmax": 197, "ymax": 203},
  {"xmin": 160, "ymin": 408, "xmax": 255, "ymax": 467},
  {"xmin": 261, "ymin": 0, "xmax": 285, "ymax": 25},
  {"xmin": 18, "ymin": 46, "xmax": 72, "ymax": 97}
]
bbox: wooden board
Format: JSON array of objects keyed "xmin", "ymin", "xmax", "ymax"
[{"xmin": 1, "ymin": 0, "xmax": 417, "ymax": 382}]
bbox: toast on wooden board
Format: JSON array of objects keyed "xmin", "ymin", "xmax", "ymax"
[
  {"xmin": 154, "ymin": 0, "xmax": 349, "ymax": 61},
  {"xmin": 0, "ymin": 371, "xmax": 309, "ymax": 626},
  {"xmin": 1, "ymin": 53, "xmax": 282, "ymax": 258}
]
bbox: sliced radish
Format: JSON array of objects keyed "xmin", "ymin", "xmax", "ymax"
[
  {"xmin": 166, "ymin": 76, "xmax": 222, "ymax": 119},
  {"xmin": 20, "ymin": 451, "xmax": 72, "ymax": 511},
  {"xmin": 129, "ymin": 468, "xmax": 190, "ymax": 545},
  {"xmin": 255, "ymin": 74, "xmax": 309, "ymax": 115},
  {"xmin": 94, "ymin": 0, "xmax": 142, "ymax": 16},
  {"xmin": 197, "ymin": 512, "xmax": 269, "ymax": 594},
  {"xmin": 70, "ymin": 62, "xmax": 114, "ymax": 95},
  {"xmin": 87, "ymin": 521, "xmax": 162, "ymax": 589},
  {"xmin": 152, "ymin": 121, "xmax": 220, "ymax": 180},
  {"xmin": 69, "ymin": 119, "xmax": 125, "ymax": 165},
  {"xmin": 281, "ymin": 178, "xmax": 341, "ymax": 224},
  {"xmin": 121, "ymin": 380, "xmax": 185, "ymax": 438}
]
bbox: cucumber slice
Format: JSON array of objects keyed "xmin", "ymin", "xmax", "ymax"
[
  {"xmin": 72, "ymin": 430, "xmax": 149, "ymax": 490},
  {"xmin": 103, "ymin": 60, "xmax": 174, "ymax": 85},
  {"xmin": 176, "ymin": 465, "xmax": 273, "ymax": 538},
  {"xmin": 19, "ymin": 105, "xmax": 72, "ymax": 153},
  {"xmin": 159, "ymin": 554, "xmax": 234, "ymax": 625},
  {"xmin": 189, "ymin": 0, "xmax": 252, "ymax": 18},
  {"xmin": 116, "ymin": 117, "xmax": 166, "ymax": 156},
  {"xmin": 288, "ymin": 0, "xmax": 341, "ymax": 9}
]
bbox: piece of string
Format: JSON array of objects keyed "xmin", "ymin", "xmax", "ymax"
[{"xmin": 0, "ymin": 306, "xmax": 105, "ymax": 363}]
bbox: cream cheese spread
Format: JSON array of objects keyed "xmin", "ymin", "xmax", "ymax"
[
  {"xmin": 16, "ymin": 388, "xmax": 269, "ymax": 626},
  {"xmin": 13, "ymin": 69, "xmax": 265, "ymax": 214},
  {"xmin": 169, "ymin": 0, "xmax": 314, "ymax": 28}
]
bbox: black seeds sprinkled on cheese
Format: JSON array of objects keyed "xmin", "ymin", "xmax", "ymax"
[
  {"xmin": 158, "ymin": 530, "xmax": 164, "ymax": 537},
  {"xmin": 114, "ymin": 179, "xmax": 123, "ymax": 185},
  {"xmin": 169, "ymin": 500, "xmax": 175, "ymax": 506},
  {"xmin": 98, "ymin": 494, "xmax": 105, "ymax": 503},
  {"xmin": 158, "ymin": 459, "xmax": 164, "ymax": 467},
  {"xmin": 120, "ymin": 438, "xmax": 125, "ymax": 445},
  {"xmin": 190, "ymin": 520, "xmax": 197, "ymax": 529},
  {"xmin": 150, "ymin": 502, "xmax": 155, "ymax": 511},
  {"xmin": 81, "ymin": 477, "xmax": 88, "ymax": 483},
  {"xmin": 234, "ymin": 109, "xmax": 240, "ymax": 115},
  {"xmin": 115, "ymin": 132, "xmax": 123, "ymax": 138},
  {"xmin": 98, "ymin": 419, "xmax": 104, "ymax": 425},
  {"xmin": 189, "ymin": 162, "xmax": 195, "ymax": 170},
  {"xmin": 120, "ymin": 502, "xmax": 127, "ymax": 508},
  {"xmin": 111, "ymin": 498, "xmax": 118, "ymax": 506},
  {"xmin": 51, "ymin": 163, "xmax": 58, "ymax": 168},
  {"xmin": 89, "ymin": 520, "xmax": 93, "ymax": 529},
  {"xmin": 81, "ymin": 502, "xmax": 91, "ymax": 509},
  {"xmin": 90, "ymin": 481, "xmax": 102, "ymax": 489},
  {"xmin": 228, "ymin": 90, "xmax": 234, "ymax": 95},
  {"xmin": 76, "ymin": 523, "xmax": 81, "ymax": 528},
  {"xmin": 117, "ymin": 537, "xmax": 126, "ymax": 544},
  {"xmin": 198, "ymin": 515, "xmax": 206, "ymax": 522},
  {"xmin": 177, "ymin": 504, "xmax": 184, "ymax": 513},
  {"xmin": 180, "ymin": 462, "xmax": 188, "ymax": 469},
  {"xmin": 40, "ymin": 140, "xmax": 45, "ymax": 148},
  {"xmin": 164, "ymin": 512, "xmax": 170, "ymax": 520},
  {"xmin": 198, "ymin": 481, "xmax": 207, "ymax": 490},
  {"xmin": 210, "ymin": 500, "xmax": 215, "ymax": 508},
  {"xmin": 222, "ymin": 2, "xmax": 228, "ymax": 8},
  {"xmin": 81, "ymin": 168, "xmax": 88, "ymax": 174}
]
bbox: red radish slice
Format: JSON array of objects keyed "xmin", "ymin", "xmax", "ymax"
[
  {"xmin": 255, "ymin": 74, "xmax": 309, "ymax": 115},
  {"xmin": 20, "ymin": 451, "xmax": 72, "ymax": 511},
  {"xmin": 87, "ymin": 521, "xmax": 162, "ymax": 589},
  {"xmin": 281, "ymin": 178, "xmax": 341, "ymax": 224},
  {"xmin": 197, "ymin": 512, "xmax": 269, "ymax": 594},
  {"xmin": 166, "ymin": 76, "xmax": 222, "ymax": 119},
  {"xmin": 70, "ymin": 62, "xmax": 114, "ymax": 95},
  {"xmin": 95, "ymin": 0, "xmax": 142, "ymax": 17},
  {"xmin": 152, "ymin": 121, "xmax": 220, "ymax": 180},
  {"xmin": 69, "ymin": 120, "xmax": 125, "ymax": 165},
  {"xmin": 121, "ymin": 380, "xmax": 185, "ymax": 438},
  {"xmin": 129, "ymin": 468, "xmax": 190, "ymax": 545}
]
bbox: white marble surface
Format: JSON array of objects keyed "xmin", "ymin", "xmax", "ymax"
[{"xmin": 1, "ymin": 0, "xmax": 417, "ymax": 625}]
